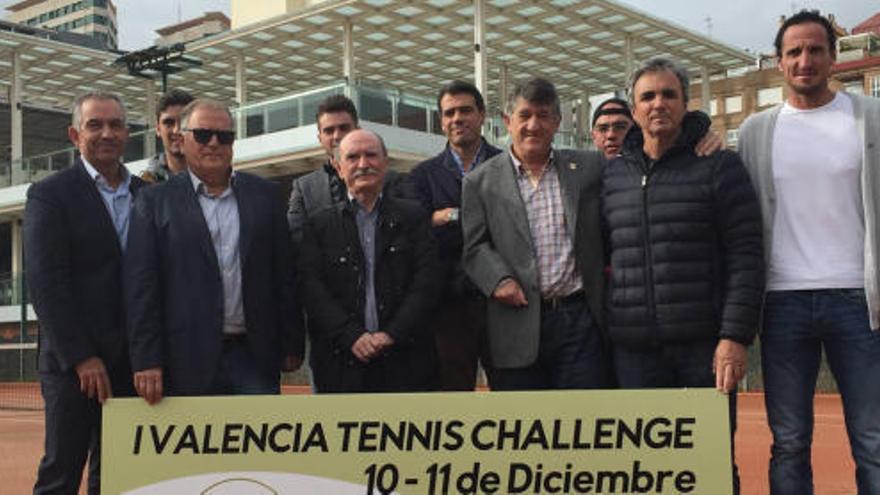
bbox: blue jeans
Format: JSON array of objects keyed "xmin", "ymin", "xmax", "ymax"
[
  {"xmin": 492, "ymin": 298, "xmax": 609, "ymax": 390},
  {"xmin": 762, "ymin": 289, "xmax": 880, "ymax": 495},
  {"xmin": 209, "ymin": 337, "xmax": 280, "ymax": 395},
  {"xmin": 613, "ymin": 340, "xmax": 740, "ymax": 494}
]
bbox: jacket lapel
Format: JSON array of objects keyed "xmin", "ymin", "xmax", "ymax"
[
  {"xmin": 232, "ymin": 176, "xmax": 253, "ymax": 266},
  {"xmin": 555, "ymin": 150, "xmax": 581, "ymax": 242},
  {"xmin": 73, "ymin": 161, "xmax": 123, "ymax": 257},
  {"xmin": 493, "ymin": 153, "xmax": 534, "ymax": 248},
  {"xmin": 178, "ymin": 172, "xmax": 221, "ymax": 272}
]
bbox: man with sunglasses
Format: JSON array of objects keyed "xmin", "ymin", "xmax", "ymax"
[{"xmin": 126, "ymin": 99, "xmax": 304, "ymax": 404}]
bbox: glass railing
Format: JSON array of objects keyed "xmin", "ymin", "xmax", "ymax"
[
  {"xmin": 0, "ymin": 82, "xmax": 592, "ymax": 188},
  {"xmin": 0, "ymin": 272, "xmax": 26, "ymax": 306}
]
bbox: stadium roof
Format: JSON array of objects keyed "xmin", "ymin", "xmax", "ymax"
[{"xmin": 0, "ymin": 0, "xmax": 755, "ymax": 121}]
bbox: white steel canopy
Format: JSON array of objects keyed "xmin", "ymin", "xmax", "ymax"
[{"xmin": 0, "ymin": 0, "xmax": 755, "ymax": 119}]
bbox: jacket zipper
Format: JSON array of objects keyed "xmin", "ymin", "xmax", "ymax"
[{"xmin": 638, "ymin": 159, "xmax": 658, "ymax": 341}]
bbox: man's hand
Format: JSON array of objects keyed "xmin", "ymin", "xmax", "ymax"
[
  {"xmin": 134, "ymin": 367, "xmax": 164, "ymax": 405},
  {"xmin": 492, "ymin": 278, "xmax": 528, "ymax": 307},
  {"xmin": 371, "ymin": 332, "xmax": 395, "ymax": 352},
  {"xmin": 431, "ymin": 207, "xmax": 458, "ymax": 226},
  {"xmin": 713, "ymin": 339, "xmax": 747, "ymax": 393},
  {"xmin": 282, "ymin": 355, "xmax": 303, "ymax": 372},
  {"xmin": 75, "ymin": 356, "xmax": 112, "ymax": 404},
  {"xmin": 351, "ymin": 333, "xmax": 379, "ymax": 363},
  {"xmin": 695, "ymin": 130, "xmax": 724, "ymax": 157}
]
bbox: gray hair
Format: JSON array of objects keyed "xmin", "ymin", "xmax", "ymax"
[
  {"xmin": 627, "ymin": 57, "xmax": 690, "ymax": 105},
  {"xmin": 71, "ymin": 91, "xmax": 127, "ymax": 128},
  {"xmin": 505, "ymin": 77, "xmax": 561, "ymax": 118},
  {"xmin": 179, "ymin": 98, "xmax": 235, "ymax": 130},
  {"xmin": 335, "ymin": 129, "xmax": 389, "ymax": 163}
]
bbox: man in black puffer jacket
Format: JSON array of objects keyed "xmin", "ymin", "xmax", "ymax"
[{"xmin": 602, "ymin": 58, "xmax": 764, "ymax": 492}]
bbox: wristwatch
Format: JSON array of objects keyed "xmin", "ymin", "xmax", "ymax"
[{"xmin": 447, "ymin": 208, "xmax": 460, "ymax": 222}]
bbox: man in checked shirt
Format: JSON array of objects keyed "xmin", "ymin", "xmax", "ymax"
[{"xmin": 461, "ymin": 77, "xmax": 609, "ymax": 390}]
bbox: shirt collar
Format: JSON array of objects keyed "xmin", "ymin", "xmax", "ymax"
[
  {"xmin": 190, "ymin": 169, "xmax": 236, "ymax": 197},
  {"xmin": 82, "ymin": 157, "xmax": 130, "ymax": 192},
  {"xmin": 448, "ymin": 140, "xmax": 486, "ymax": 175},
  {"xmin": 509, "ymin": 147, "xmax": 555, "ymax": 177},
  {"xmin": 347, "ymin": 192, "xmax": 382, "ymax": 213}
]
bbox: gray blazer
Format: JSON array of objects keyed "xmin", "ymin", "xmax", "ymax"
[{"xmin": 462, "ymin": 148, "xmax": 606, "ymax": 368}]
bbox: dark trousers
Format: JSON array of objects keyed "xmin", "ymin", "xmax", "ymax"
[
  {"xmin": 35, "ymin": 358, "xmax": 133, "ymax": 495},
  {"xmin": 613, "ymin": 339, "xmax": 740, "ymax": 495},
  {"xmin": 430, "ymin": 295, "xmax": 493, "ymax": 391},
  {"xmin": 492, "ymin": 297, "xmax": 609, "ymax": 391},
  {"xmin": 208, "ymin": 337, "xmax": 280, "ymax": 395}
]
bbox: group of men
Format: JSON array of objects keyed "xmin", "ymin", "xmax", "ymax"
[{"xmin": 22, "ymin": 9, "xmax": 879, "ymax": 495}]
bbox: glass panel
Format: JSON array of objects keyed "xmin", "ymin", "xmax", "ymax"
[
  {"xmin": 360, "ymin": 91, "xmax": 393, "ymax": 125},
  {"xmin": 246, "ymin": 108, "xmax": 264, "ymax": 137},
  {"xmin": 266, "ymin": 99, "xmax": 298, "ymax": 133},
  {"xmin": 398, "ymin": 102, "xmax": 426, "ymax": 131}
]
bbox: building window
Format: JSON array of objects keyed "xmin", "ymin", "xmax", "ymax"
[
  {"xmin": 725, "ymin": 95, "xmax": 742, "ymax": 114},
  {"xmin": 726, "ymin": 128, "xmax": 740, "ymax": 148},
  {"xmin": 709, "ymin": 99, "xmax": 718, "ymax": 116},
  {"xmin": 757, "ymin": 87, "xmax": 783, "ymax": 107},
  {"xmin": 869, "ymin": 76, "xmax": 880, "ymax": 99}
]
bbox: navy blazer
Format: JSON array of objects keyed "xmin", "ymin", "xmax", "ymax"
[
  {"xmin": 405, "ymin": 139, "xmax": 502, "ymax": 296},
  {"xmin": 24, "ymin": 160, "xmax": 146, "ymax": 373},
  {"xmin": 125, "ymin": 171, "xmax": 304, "ymax": 395}
]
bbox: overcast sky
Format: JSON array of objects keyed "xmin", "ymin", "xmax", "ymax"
[{"xmin": 1, "ymin": 0, "xmax": 876, "ymax": 53}]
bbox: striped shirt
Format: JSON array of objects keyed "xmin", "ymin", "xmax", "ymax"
[{"xmin": 511, "ymin": 149, "xmax": 581, "ymax": 298}]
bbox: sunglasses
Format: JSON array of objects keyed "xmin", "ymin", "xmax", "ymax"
[{"xmin": 183, "ymin": 128, "xmax": 235, "ymax": 145}]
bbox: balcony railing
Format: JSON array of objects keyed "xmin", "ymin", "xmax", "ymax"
[{"xmin": 0, "ymin": 81, "xmax": 592, "ymax": 188}]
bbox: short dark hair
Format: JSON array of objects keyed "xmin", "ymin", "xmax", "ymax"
[
  {"xmin": 592, "ymin": 98, "xmax": 632, "ymax": 127},
  {"xmin": 156, "ymin": 89, "xmax": 194, "ymax": 122},
  {"xmin": 505, "ymin": 77, "xmax": 560, "ymax": 118},
  {"xmin": 436, "ymin": 80, "xmax": 485, "ymax": 114},
  {"xmin": 774, "ymin": 10, "xmax": 837, "ymax": 58},
  {"xmin": 628, "ymin": 57, "xmax": 690, "ymax": 105},
  {"xmin": 316, "ymin": 94, "xmax": 358, "ymax": 127}
]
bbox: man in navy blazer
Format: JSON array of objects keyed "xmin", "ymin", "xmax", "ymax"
[
  {"xmin": 25, "ymin": 91, "xmax": 145, "ymax": 494},
  {"xmin": 125, "ymin": 99, "xmax": 303, "ymax": 403}
]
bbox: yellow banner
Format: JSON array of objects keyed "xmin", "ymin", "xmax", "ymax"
[{"xmin": 102, "ymin": 389, "xmax": 733, "ymax": 494}]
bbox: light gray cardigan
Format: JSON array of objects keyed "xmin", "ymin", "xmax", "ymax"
[{"xmin": 738, "ymin": 92, "xmax": 880, "ymax": 330}]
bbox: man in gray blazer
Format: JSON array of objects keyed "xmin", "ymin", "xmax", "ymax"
[
  {"xmin": 286, "ymin": 94, "xmax": 358, "ymax": 250},
  {"xmin": 462, "ymin": 77, "xmax": 608, "ymax": 390}
]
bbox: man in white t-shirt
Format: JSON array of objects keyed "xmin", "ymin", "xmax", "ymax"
[{"xmin": 739, "ymin": 10, "xmax": 880, "ymax": 495}]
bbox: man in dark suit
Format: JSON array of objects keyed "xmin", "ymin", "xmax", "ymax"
[
  {"xmin": 126, "ymin": 99, "xmax": 303, "ymax": 403},
  {"xmin": 25, "ymin": 91, "xmax": 144, "ymax": 494},
  {"xmin": 300, "ymin": 129, "xmax": 439, "ymax": 392},
  {"xmin": 462, "ymin": 77, "xmax": 609, "ymax": 391},
  {"xmin": 405, "ymin": 81, "xmax": 501, "ymax": 390}
]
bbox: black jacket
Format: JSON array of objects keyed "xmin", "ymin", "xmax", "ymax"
[
  {"xmin": 602, "ymin": 112, "xmax": 764, "ymax": 349},
  {"xmin": 299, "ymin": 194, "xmax": 440, "ymax": 392},
  {"xmin": 24, "ymin": 161, "xmax": 146, "ymax": 373},
  {"xmin": 405, "ymin": 139, "xmax": 502, "ymax": 298}
]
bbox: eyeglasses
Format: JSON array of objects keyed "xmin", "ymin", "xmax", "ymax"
[
  {"xmin": 593, "ymin": 122, "xmax": 630, "ymax": 134},
  {"xmin": 182, "ymin": 128, "xmax": 235, "ymax": 145}
]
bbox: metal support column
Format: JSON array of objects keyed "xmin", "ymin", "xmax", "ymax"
[
  {"xmin": 701, "ymin": 66, "xmax": 712, "ymax": 114},
  {"xmin": 143, "ymin": 79, "xmax": 157, "ymax": 159},
  {"xmin": 343, "ymin": 20, "xmax": 357, "ymax": 104},
  {"xmin": 473, "ymin": 0, "xmax": 487, "ymax": 98},
  {"xmin": 235, "ymin": 52, "xmax": 248, "ymax": 139},
  {"xmin": 624, "ymin": 35, "xmax": 634, "ymax": 83},
  {"xmin": 577, "ymin": 89, "xmax": 591, "ymax": 146},
  {"xmin": 11, "ymin": 219, "xmax": 23, "ymax": 302},
  {"xmin": 10, "ymin": 50, "xmax": 24, "ymax": 185}
]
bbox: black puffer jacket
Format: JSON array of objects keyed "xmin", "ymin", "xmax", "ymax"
[{"xmin": 602, "ymin": 112, "xmax": 764, "ymax": 349}]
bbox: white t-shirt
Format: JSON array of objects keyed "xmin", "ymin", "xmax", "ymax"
[{"xmin": 768, "ymin": 92, "xmax": 864, "ymax": 290}]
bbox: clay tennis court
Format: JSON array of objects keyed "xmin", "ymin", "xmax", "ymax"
[{"xmin": 0, "ymin": 386, "xmax": 855, "ymax": 494}]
